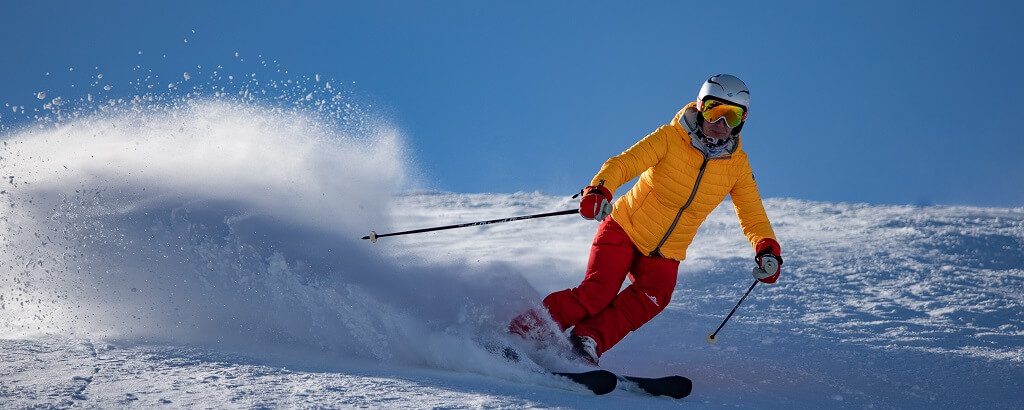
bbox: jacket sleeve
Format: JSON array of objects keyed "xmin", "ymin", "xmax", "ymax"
[
  {"xmin": 589, "ymin": 125, "xmax": 672, "ymax": 194},
  {"xmin": 730, "ymin": 157, "xmax": 777, "ymax": 250}
]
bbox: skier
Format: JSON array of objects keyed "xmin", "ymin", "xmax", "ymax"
[{"xmin": 510, "ymin": 74, "xmax": 782, "ymax": 365}]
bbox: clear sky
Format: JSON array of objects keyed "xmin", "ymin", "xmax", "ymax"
[{"xmin": 2, "ymin": 1, "xmax": 1021, "ymax": 206}]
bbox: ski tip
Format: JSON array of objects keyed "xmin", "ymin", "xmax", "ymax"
[
  {"xmin": 661, "ymin": 376, "xmax": 693, "ymax": 399},
  {"xmin": 623, "ymin": 375, "xmax": 692, "ymax": 399}
]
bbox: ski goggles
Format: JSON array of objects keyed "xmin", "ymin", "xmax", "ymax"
[{"xmin": 700, "ymin": 99, "xmax": 747, "ymax": 128}]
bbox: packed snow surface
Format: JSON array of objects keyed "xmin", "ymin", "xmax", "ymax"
[{"xmin": 1, "ymin": 102, "xmax": 1022, "ymax": 408}]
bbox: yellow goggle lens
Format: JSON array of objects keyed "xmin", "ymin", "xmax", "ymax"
[{"xmin": 701, "ymin": 100, "xmax": 746, "ymax": 128}]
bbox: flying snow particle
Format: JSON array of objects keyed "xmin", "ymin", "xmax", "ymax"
[
  {"xmin": 103, "ymin": 85, "xmax": 112, "ymax": 91},
  {"xmin": 97, "ymin": 74, "xmax": 104, "ymax": 80},
  {"xmin": 315, "ymin": 74, "xmax": 321, "ymax": 82},
  {"xmin": 234, "ymin": 52, "xmax": 240, "ymax": 58},
  {"xmin": 305, "ymin": 93, "xmax": 313, "ymax": 101},
  {"xmin": 36, "ymin": 92, "xmax": 46, "ymax": 100},
  {"xmin": 183, "ymin": 72, "xmax": 191, "ymax": 81},
  {"xmin": 51, "ymin": 97, "xmax": 61, "ymax": 106}
]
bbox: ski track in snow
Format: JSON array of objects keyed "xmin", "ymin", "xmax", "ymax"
[{"xmin": 1, "ymin": 103, "xmax": 1023, "ymax": 408}]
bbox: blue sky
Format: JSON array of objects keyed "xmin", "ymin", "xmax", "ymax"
[{"xmin": 2, "ymin": 1, "xmax": 1021, "ymax": 206}]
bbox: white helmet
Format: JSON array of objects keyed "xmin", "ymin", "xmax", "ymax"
[{"xmin": 697, "ymin": 74, "xmax": 749, "ymax": 109}]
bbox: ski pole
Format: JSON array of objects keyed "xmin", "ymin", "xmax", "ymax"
[
  {"xmin": 362, "ymin": 209, "xmax": 579, "ymax": 243},
  {"xmin": 705, "ymin": 279, "xmax": 759, "ymax": 344}
]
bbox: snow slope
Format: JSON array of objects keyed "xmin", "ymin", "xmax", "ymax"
[{"xmin": 1, "ymin": 101, "xmax": 1023, "ymax": 408}]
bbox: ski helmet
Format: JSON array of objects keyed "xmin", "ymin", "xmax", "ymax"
[
  {"xmin": 697, "ymin": 74, "xmax": 749, "ymax": 136},
  {"xmin": 698, "ymin": 74, "xmax": 749, "ymax": 109}
]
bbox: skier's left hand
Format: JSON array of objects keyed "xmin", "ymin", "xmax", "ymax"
[{"xmin": 753, "ymin": 238, "xmax": 783, "ymax": 284}]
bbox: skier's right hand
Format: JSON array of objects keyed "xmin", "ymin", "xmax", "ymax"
[{"xmin": 579, "ymin": 185, "xmax": 613, "ymax": 221}]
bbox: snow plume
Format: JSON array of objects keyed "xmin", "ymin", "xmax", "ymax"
[{"xmin": 0, "ymin": 100, "xmax": 539, "ymax": 374}]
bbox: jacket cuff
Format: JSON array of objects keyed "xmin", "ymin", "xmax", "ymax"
[{"xmin": 755, "ymin": 238, "xmax": 781, "ymax": 256}]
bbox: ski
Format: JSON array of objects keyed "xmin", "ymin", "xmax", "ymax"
[
  {"xmin": 552, "ymin": 370, "xmax": 618, "ymax": 395},
  {"xmin": 481, "ymin": 342, "xmax": 616, "ymax": 395},
  {"xmin": 481, "ymin": 339, "xmax": 689, "ymax": 398},
  {"xmin": 619, "ymin": 374, "xmax": 692, "ymax": 399}
]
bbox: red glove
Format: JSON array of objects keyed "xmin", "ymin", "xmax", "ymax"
[
  {"xmin": 753, "ymin": 238, "xmax": 783, "ymax": 284},
  {"xmin": 578, "ymin": 185, "xmax": 613, "ymax": 221}
]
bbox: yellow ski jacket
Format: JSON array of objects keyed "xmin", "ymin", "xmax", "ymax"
[{"xmin": 590, "ymin": 101, "xmax": 777, "ymax": 261}]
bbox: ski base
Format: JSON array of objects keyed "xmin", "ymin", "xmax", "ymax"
[
  {"xmin": 552, "ymin": 370, "xmax": 617, "ymax": 395},
  {"xmin": 621, "ymin": 375, "xmax": 692, "ymax": 399}
]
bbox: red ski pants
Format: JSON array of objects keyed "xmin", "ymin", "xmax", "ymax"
[{"xmin": 542, "ymin": 217, "xmax": 679, "ymax": 356}]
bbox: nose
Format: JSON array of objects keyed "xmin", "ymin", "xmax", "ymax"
[{"xmin": 708, "ymin": 117, "xmax": 729, "ymax": 129}]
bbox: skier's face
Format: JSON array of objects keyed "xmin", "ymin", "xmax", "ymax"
[{"xmin": 703, "ymin": 116, "xmax": 732, "ymax": 140}]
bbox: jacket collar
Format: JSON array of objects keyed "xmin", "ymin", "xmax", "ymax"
[{"xmin": 672, "ymin": 101, "xmax": 742, "ymax": 158}]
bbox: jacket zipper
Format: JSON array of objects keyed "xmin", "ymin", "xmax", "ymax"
[{"xmin": 649, "ymin": 155, "xmax": 710, "ymax": 257}]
